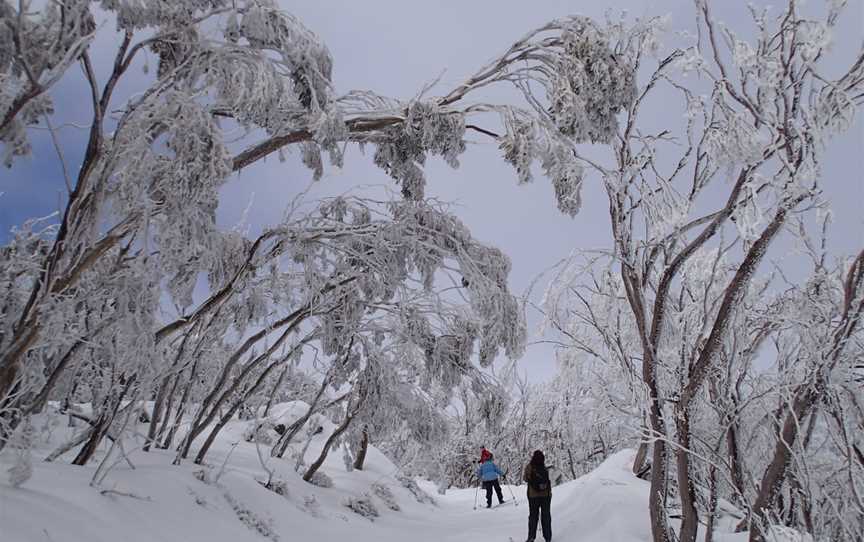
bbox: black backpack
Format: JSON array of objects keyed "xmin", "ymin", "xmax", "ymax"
[{"xmin": 529, "ymin": 464, "xmax": 550, "ymax": 492}]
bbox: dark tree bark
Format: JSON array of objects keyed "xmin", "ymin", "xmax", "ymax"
[
  {"xmin": 177, "ymin": 312, "xmax": 307, "ymax": 461},
  {"xmin": 144, "ymin": 332, "xmax": 192, "ymax": 452},
  {"xmin": 71, "ymin": 375, "xmax": 135, "ymax": 466},
  {"xmin": 353, "ymin": 425, "xmax": 369, "ymax": 470},
  {"xmin": 303, "ymin": 402, "xmax": 359, "ymax": 482},
  {"xmin": 155, "ymin": 373, "xmax": 180, "ymax": 443},
  {"xmin": 271, "ymin": 339, "xmax": 354, "ymax": 458},
  {"xmin": 194, "ymin": 348, "xmax": 298, "ymax": 464},
  {"xmin": 632, "ymin": 422, "xmax": 650, "ymax": 478},
  {"xmin": 263, "ymin": 365, "xmax": 289, "ymax": 418},
  {"xmin": 162, "ymin": 357, "xmax": 198, "ymax": 451}
]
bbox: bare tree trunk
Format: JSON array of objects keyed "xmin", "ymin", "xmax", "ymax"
[
  {"xmin": 619, "ymin": 262, "xmax": 673, "ymax": 542},
  {"xmin": 161, "ymin": 358, "xmax": 198, "ymax": 450},
  {"xmin": 633, "ymin": 427, "xmax": 650, "ymax": 477},
  {"xmin": 194, "ymin": 354, "xmax": 291, "ymax": 464},
  {"xmin": 193, "ymin": 396, "xmax": 244, "ymax": 465},
  {"xmin": 747, "ymin": 386, "xmax": 818, "ymax": 542},
  {"xmin": 353, "ymin": 425, "xmax": 369, "ymax": 470},
  {"xmin": 179, "ymin": 318, "xmax": 304, "ymax": 460},
  {"xmin": 26, "ymin": 336, "xmax": 92, "ymax": 417},
  {"xmin": 749, "ymin": 250, "xmax": 864, "ymax": 541},
  {"xmin": 143, "ymin": 375, "xmax": 170, "ymax": 453},
  {"xmin": 64, "ymin": 376, "xmax": 82, "ymax": 428},
  {"xmin": 303, "ymin": 403, "xmax": 358, "ymax": 482},
  {"xmin": 647, "ymin": 400, "xmax": 671, "ymax": 542},
  {"xmin": 708, "ymin": 373, "xmax": 747, "ymax": 506},
  {"xmin": 272, "ymin": 390, "xmax": 349, "ymax": 459},
  {"xmin": 705, "ymin": 462, "xmax": 717, "ymax": 542},
  {"xmin": 155, "ymin": 373, "xmax": 180, "ymax": 443},
  {"xmin": 725, "ymin": 408, "xmax": 747, "ymax": 505},
  {"xmin": 263, "ymin": 365, "xmax": 289, "ymax": 418},
  {"xmin": 567, "ymin": 447, "xmax": 578, "ymax": 479},
  {"xmin": 144, "ymin": 334, "xmax": 191, "ymax": 452},
  {"xmin": 72, "ymin": 376, "xmax": 135, "ymax": 466},
  {"xmin": 674, "ymin": 406, "xmax": 700, "ymax": 542},
  {"xmin": 782, "ymin": 415, "xmax": 815, "ymax": 535},
  {"xmin": 272, "ymin": 374, "xmax": 331, "ymax": 458},
  {"xmin": 45, "ymin": 426, "xmax": 95, "ymax": 462}
]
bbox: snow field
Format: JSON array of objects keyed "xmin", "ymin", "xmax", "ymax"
[{"xmin": 1, "ymin": 403, "xmax": 773, "ymax": 542}]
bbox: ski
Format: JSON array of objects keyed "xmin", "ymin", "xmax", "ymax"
[{"xmin": 484, "ymin": 499, "xmax": 516, "ymax": 509}]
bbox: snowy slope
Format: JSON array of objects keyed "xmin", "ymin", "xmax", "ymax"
[{"xmin": 1, "ymin": 406, "xmax": 762, "ymax": 542}]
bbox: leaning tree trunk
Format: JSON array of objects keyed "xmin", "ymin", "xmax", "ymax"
[
  {"xmin": 193, "ymin": 394, "xmax": 246, "ymax": 465},
  {"xmin": 194, "ymin": 355, "xmax": 290, "ymax": 464},
  {"xmin": 353, "ymin": 425, "xmax": 369, "ymax": 470},
  {"xmin": 161, "ymin": 357, "xmax": 198, "ymax": 450},
  {"xmin": 71, "ymin": 376, "xmax": 135, "ymax": 466},
  {"xmin": 263, "ymin": 365, "xmax": 289, "ymax": 418},
  {"xmin": 178, "ymin": 318, "xmax": 302, "ymax": 461},
  {"xmin": 272, "ymin": 375, "xmax": 331, "ymax": 458},
  {"xmin": 144, "ymin": 334, "xmax": 191, "ymax": 452},
  {"xmin": 303, "ymin": 402, "xmax": 360, "ymax": 482},
  {"xmin": 747, "ymin": 386, "xmax": 817, "ymax": 542},
  {"xmin": 155, "ymin": 372, "xmax": 180, "ymax": 444},
  {"xmin": 143, "ymin": 374, "xmax": 171, "ymax": 453}
]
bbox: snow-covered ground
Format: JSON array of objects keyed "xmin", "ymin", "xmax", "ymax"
[{"xmin": 1, "ymin": 404, "xmax": 754, "ymax": 542}]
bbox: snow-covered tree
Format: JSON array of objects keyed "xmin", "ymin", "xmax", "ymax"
[
  {"xmin": 487, "ymin": 4, "xmax": 864, "ymax": 541},
  {"xmin": 0, "ymin": 1, "xmax": 527, "ymax": 474},
  {"xmin": 2, "ymin": 3, "xmax": 862, "ymax": 541}
]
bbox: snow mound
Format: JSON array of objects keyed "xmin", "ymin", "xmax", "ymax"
[
  {"xmin": 0, "ymin": 405, "xmax": 437, "ymax": 542},
  {"xmin": 550, "ymin": 449, "xmax": 652, "ymax": 542}
]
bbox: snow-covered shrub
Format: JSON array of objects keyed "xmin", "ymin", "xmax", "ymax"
[
  {"xmin": 224, "ymin": 492, "xmax": 279, "ymax": 541},
  {"xmin": 5, "ymin": 446, "xmax": 32, "ymax": 488},
  {"xmin": 371, "ymin": 482, "xmax": 400, "ymax": 511},
  {"xmin": 302, "ymin": 494, "xmax": 321, "ymax": 517},
  {"xmin": 397, "ymin": 475, "xmax": 436, "ymax": 505},
  {"xmin": 344, "ymin": 494, "xmax": 379, "ymax": 520},
  {"xmin": 192, "ymin": 467, "xmax": 215, "ymax": 486},
  {"xmin": 187, "ymin": 488, "xmax": 208, "ymax": 508},
  {"xmin": 243, "ymin": 419, "xmax": 277, "ymax": 445},
  {"xmin": 4, "ymin": 420, "xmax": 33, "ymax": 488},
  {"xmin": 261, "ymin": 478, "xmax": 290, "ymax": 498},
  {"xmin": 307, "ymin": 470, "xmax": 332, "ymax": 488}
]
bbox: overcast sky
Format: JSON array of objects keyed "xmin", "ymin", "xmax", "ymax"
[{"xmin": 1, "ymin": 0, "xmax": 862, "ymax": 381}]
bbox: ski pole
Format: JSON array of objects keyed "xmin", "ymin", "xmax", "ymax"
[
  {"xmin": 505, "ymin": 477, "xmax": 518, "ymax": 506},
  {"xmin": 473, "ymin": 482, "xmax": 480, "ymax": 510}
]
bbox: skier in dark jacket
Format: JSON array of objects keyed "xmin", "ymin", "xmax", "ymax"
[
  {"xmin": 523, "ymin": 450, "xmax": 552, "ymax": 542},
  {"xmin": 476, "ymin": 454, "xmax": 505, "ymax": 508}
]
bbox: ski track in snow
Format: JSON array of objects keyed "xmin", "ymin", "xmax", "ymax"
[{"xmin": 0, "ymin": 403, "xmax": 749, "ymax": 542}]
